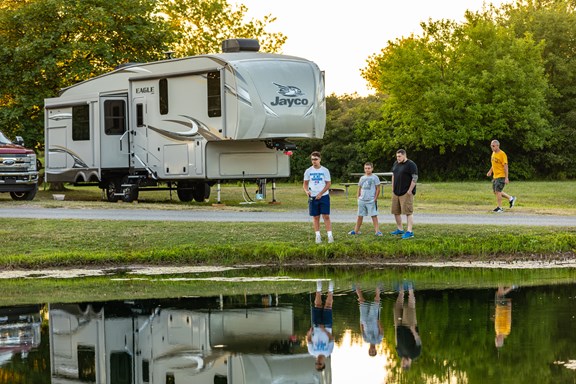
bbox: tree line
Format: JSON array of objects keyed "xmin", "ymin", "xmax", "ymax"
[
  {"xmin": 1, "ymin": 0, "xmax": 575, "ymax": 182},
  {"xmin": 291, "ymin": 0, "xmax": 576, "ymax": 181}
]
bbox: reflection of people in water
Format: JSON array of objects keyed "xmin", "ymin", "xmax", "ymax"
[
  {"xmin": 354, "ymin": 284, "xmax": 383, "ymax": 356},
  {"xmin": 307, "ymin": 280, "xmax": 335, "ymax": 371},
  {"xmin": 494, "ymin": 286, "xmax": 515, "ymax": 349},
  {"xmin": 394, "ymin": 281, "xmax": 421, "ymax": 370}
]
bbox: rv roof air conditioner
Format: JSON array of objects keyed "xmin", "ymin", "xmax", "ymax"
[{"xmin": 222, "ymin": 38, "xmax": 260, "ymax": 53}]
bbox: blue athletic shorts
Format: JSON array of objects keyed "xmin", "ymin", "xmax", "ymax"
[
  {"xmin": 309, "ymin": 195, "xmax": 330, "ymax": 216},
  {"xmin": 312, "ymin": 306, "xmax": 333, "ymax": 328}
]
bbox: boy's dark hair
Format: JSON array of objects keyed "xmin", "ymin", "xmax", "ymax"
[
  {"xmin": 364, "ymin": 162, "xmax": 373, "ymax": 168},
  {"xmin": 396, "ymin": 149, "xmax": 406, "ymax": 155},
  {"xmin": 311, "ymin": 151, "xmax": 321, "ymax": 158}
]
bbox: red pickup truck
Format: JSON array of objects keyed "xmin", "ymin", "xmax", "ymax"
[{"xmin": 0, "ymin": 130, "xmax": 39, "ymax": 200}]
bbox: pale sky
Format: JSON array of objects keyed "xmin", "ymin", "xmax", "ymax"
[{"xmin": 239, "ymin": 0, "xmax": 509, "ymax": 96}]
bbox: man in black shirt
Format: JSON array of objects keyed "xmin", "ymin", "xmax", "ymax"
[
  {"xmin": 389, "ymin": 149, "xmax": 418, "ymax": 239},
  {"xmin": 394, "ymin": 281, "xmax": 421, "ymax": 370}
]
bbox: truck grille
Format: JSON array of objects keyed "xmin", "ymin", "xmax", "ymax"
[{"xmin": 0, "ymin": 155, "xmax": 31, "ymax": 173}]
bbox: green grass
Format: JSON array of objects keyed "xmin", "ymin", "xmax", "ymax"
[
  {"xmin": 1, "ymin": 219, "xmax": 575, "ymax": 269},
  {"xmin": 1, "ymin": 180, "xmax": 576, "ymax": 269}
]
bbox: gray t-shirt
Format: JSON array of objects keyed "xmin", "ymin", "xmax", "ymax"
[{"xmin": 358, "ymin": 174, "xmax": 381, "ymax": 201}]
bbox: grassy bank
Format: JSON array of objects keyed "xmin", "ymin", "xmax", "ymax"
[
  {"xmin": 2, "ymin": 219, "xmax": 576, "ymax": 269},
  {"xmin": 2, "ymin": 265, "xmax": 575, "ymax": 306},
  {"xmin": 1, "ymin": 180, "xmax": 576, "ymax": 269}
]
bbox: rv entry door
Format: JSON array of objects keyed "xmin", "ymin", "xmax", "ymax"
[
  {"xmin": 131, "ymin": 96, "xmax": 149, "ymax": 171},
  {"xmin": 100, "ymin": 96, "xmax": 130, "ymax": 169}
]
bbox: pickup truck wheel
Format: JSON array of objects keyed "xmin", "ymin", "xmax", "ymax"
[
  {"xmin": 10, "ymin": 187, "xmax": 37, "ymax": 201},
  {"xmin": 105, "ymin": 179, "xmax": 121, "ymax": 202}
]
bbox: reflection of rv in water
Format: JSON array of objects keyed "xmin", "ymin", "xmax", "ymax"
[
  {"xmin": 0, "ymin": 304, "xmax": 42, "ymax": 364},
  {"xmin": 49, "ymin": 298, "xmax": 328, "ymax": 383},
  {"xmin": 44, "ymin": 38, "xmax": 326, "ymax": 202}
]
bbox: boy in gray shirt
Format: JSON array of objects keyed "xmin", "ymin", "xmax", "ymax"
[{"xmin": 348, "ymin": 162, "xmax": 382, "ymax": 236}]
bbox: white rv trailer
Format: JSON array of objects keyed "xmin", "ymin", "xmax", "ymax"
[
  {"xmin": 49, "ymin": 300, "xmax": 328, "ymax": 384},
  {"xmin": 44, "ymin": 39, "xmax": 326, "ymax": 202}
]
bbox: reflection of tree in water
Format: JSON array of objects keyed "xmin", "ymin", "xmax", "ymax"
[{"xmin": 381, "ymin": 285, "xmax": 576, "ymax": 384}]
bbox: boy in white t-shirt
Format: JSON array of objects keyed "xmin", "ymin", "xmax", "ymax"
[
  {"xmin": 349, "ymin": 162, "xmax": 382, "ymax": 236},
  {"xmin": 303, "ymin": 151, "xmax": 333, "ymax": 244},
  {"xmin": 307, "ymin": 280, "xmax": 335, "ymax": 371}
]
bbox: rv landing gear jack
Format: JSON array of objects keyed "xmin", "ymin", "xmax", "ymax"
[
  {"xmin": 211, "ymin": 180, "xmax": 226, "ymax": 207},
  {"xmin": 269, "ymin": 179, "xmax": 281, "ymax": 205}
]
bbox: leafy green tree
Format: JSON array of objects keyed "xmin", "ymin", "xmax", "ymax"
[
  {"xmin": 289, "ymin": 94, "xmax": 384, "ymax": 182},
  {"xmin": 494, "ymin": 0, "xmax": 576, "ymax": 178},
  {"xmin": 0, "ymin": 0, "xmax": 175, "ymax": 147},
  {"xmin": 362, "ymin": 13, "xmax": 552, "ymax": 180}
]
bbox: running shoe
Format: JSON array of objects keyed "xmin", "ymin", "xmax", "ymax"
[
  {"xmin": 509, "ymin": 196, "xmax": 517, "ymax": 208},
  {"xmin": 390, "ymin": 229, "xmax": 405, "ymax": 235},
  {"xmin": 401, "ymin": 231, "xmax": 414, "ymax": 240},
  {"xmin": 375, "ymin": 231, "xmax": 383, "ymax": 236},
  {"xmin": 493, "ymin": 207, "xmax": 504, "ymax": 213}
]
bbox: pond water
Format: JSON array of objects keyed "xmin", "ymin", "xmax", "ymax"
[{"xmin": 1, "ymin": 266, "xmax": 575, "ymax": 383}]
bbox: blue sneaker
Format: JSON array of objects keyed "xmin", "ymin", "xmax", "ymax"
[
  {"xmin": 375, "ymin": 231, "xmax": 383, "ymax": 236},
  {"xmin": 348, "ymin": 230, "xmax": 361, "ymax": 235},
  {"xmin": 390, "ymin": 229, "xmax": 404, "ymax": 235},
  {"xmin": 401, "ymin": 231, "xmax": 414, "ymax": 240}
]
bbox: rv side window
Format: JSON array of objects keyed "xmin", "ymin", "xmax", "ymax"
[
  {"xmin": 159, "ymin": 78, "xmax": 169, "ymax": 115},
  {"xmin": 72, "ymin": 105, "xmax": 90, "ymax": 141},
  {"xmin": 207, "ymin": 71, "xmax": 222, "ymax": 117},
  {"xmin": 104, "ymin": 100, "xmax": 126, "ymax": 135},
  {"xmin": 136, "ymin": 103, "xmax": 144, "ymax": 127}
]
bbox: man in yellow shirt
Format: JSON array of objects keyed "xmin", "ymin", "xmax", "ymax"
[
  {"xmin": 494, "ymin": 286, "xmax": 515, "ymax": 348},
  {"xmin": 486, "ymin": 140, "xmax": 517, "ymax": 213}
]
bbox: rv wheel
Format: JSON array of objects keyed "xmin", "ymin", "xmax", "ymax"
[
  {"xmin": 105, "ymin": 178, "xmax": 121, "ymax": 202},
  {"xmin": 121, "ymin": 176, "xmax": 139, "ymax": 202},
  {"xmin": 177, "ymin": 181, "xmax": 194, "ymax": 202},
  {"xmin": 192, "ymin": 182, "xmax": 210, "ymax": 202}
]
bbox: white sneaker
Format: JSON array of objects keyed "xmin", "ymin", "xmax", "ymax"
[
  {"xmin": 328, "ymin": 235, "xmax": 334, "ymax": 243},
  {"xmin": 315, "ymin": 235, "xmax": 322, "ymax": 244}
]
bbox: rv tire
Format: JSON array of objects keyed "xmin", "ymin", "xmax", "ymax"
[
  {"xmin": 121, "ymin": 176, "xmax": 139, "ymax": 202},
  {"xmin": 105, "ymin": 178, "xmax": 121, "ymax": 202},
  {"xmin": 177, "ymin": 181, "xmax": 194, "ymax": 202},
  {"xmin": 193, "ymin": 182, "xmax": 210, "ymax": 202}
]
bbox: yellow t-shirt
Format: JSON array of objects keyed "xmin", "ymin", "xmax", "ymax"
[
  {"xmin": 491, "ymin": 150, "xmax": 508, "ymax": 179},
  {"xmin": 495, "ymin": 299, "xmax": 512, "ymax": 337}
]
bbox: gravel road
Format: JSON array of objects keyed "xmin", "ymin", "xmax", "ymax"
[{"xmin": 1, "ymin": 207, "xmax": 575, "ymax": 226}]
